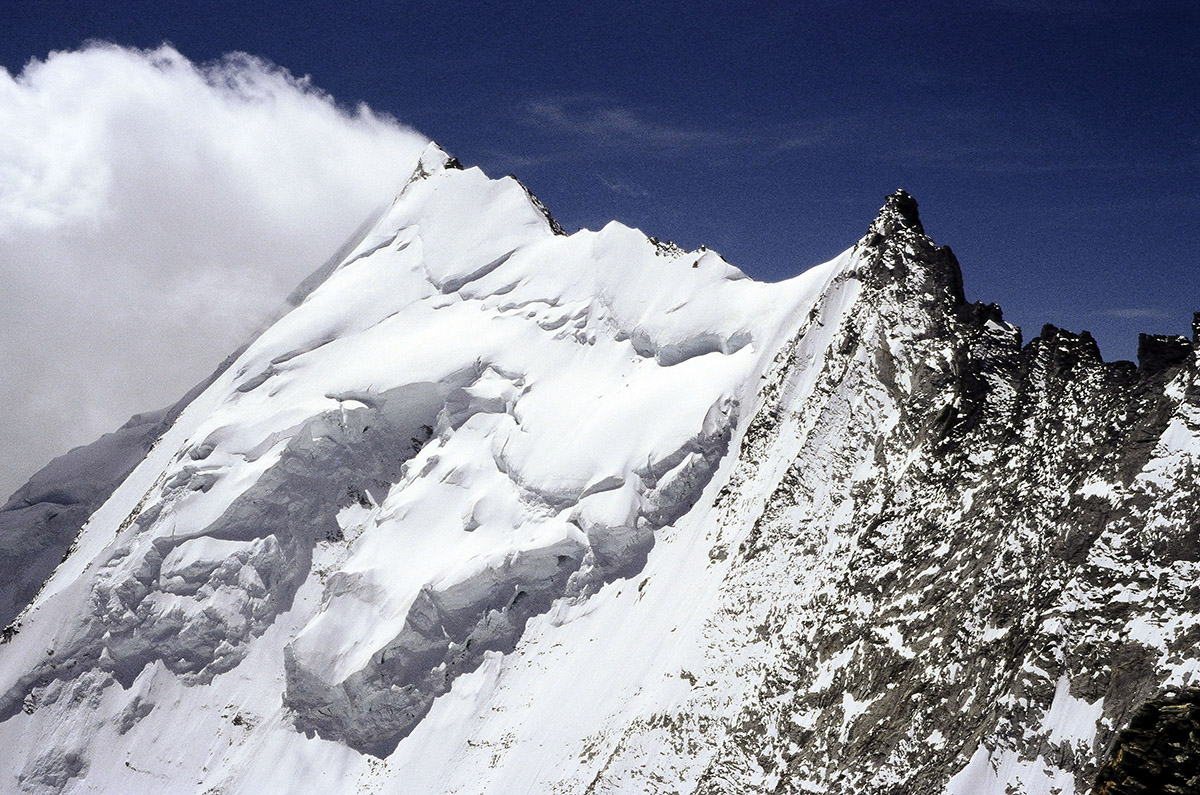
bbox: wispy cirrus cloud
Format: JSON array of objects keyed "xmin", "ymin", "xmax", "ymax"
[
  {"xmin": 1102, "ymin": 307, "xmax": 1173, "ymax": 320},
  {"xmin": 522, "ymin": 96, "xmax": 840, "ymax": 155},
  {"xmin": 598, "ymin": 175, "xmax": 651, "ymax": 198},
  {"xmin": 526, "ymin": 98, "xmax": 736, "ymax": 149},
  {"xmin": 519, "ymin": 96, "xmax": 1164, "ymax": 176}
]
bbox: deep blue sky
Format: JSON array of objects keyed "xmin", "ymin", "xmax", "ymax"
[{"xmin": 4, "ymin": 0, "xmax": 1197, "ymax": 361}]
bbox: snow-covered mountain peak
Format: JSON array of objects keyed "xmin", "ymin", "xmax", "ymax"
[
  {"xmin": 405, "ymin": 140, "xmax": 462, "ymax": 186},
  {"xmin": 2, "ymin": 161, "xmax": 1197, "ymax": 794},
  {"xmin": 0, "ymin": 152, "xmax": 841, "ymax": 772}
]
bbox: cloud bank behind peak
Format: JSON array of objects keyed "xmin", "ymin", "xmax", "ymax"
[{"xmin": 0, "ymin": 43, "xmax": 430, "ymax": 497}]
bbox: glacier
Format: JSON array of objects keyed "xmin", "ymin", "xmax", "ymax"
[{"xmin": 0, "ymin": 144, "xmax": 1197, "ymax": 794}]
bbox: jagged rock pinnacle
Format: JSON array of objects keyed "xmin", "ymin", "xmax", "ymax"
[
  {"xmin": 858, "ymin": 190, "xmax": 927, "ymax": 252},
  {"xmin": 877, "ymin": 189, "xmax": 924, "ymax": 235}
]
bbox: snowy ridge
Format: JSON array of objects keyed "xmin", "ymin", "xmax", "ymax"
[{"xmin": 0, "ymin": 155, "xmax": 1197, "ymax": 794}]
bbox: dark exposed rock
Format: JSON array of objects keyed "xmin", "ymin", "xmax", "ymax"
[
  {"xmin": 1137, "ymin": 333, "xmax": 1192, "ymax": 375},
  {"xmin": 1092, "ymin": 689, "xmax": 1200, "ymax": 794}
]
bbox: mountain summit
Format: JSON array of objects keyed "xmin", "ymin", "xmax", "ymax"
[{"xmin": 1, "ymin": 152, "xmax": 1197, "ymax": 794}]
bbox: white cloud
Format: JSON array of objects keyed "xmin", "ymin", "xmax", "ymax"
[{"xmin": 0, "ymin": 44, "xmax": 430, "ymax": 497}]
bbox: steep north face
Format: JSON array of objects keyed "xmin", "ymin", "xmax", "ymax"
[{"xmin": 0, "ymin": 148, "xmax": 1196, "ymax": 794}]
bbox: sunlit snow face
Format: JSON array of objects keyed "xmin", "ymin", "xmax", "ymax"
[{"xmin": 0, "ymin": 43, "xmax": 429, "ymax": 498}]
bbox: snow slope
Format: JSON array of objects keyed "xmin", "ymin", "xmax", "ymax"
[{"xmin": 1, "ymin": 147, "xmax": 1197, "ymax": 794}]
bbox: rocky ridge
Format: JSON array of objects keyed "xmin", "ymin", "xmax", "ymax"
[{"xmin": 635, "ymin": 190, "xmax": 1200, "ymax": 794}]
